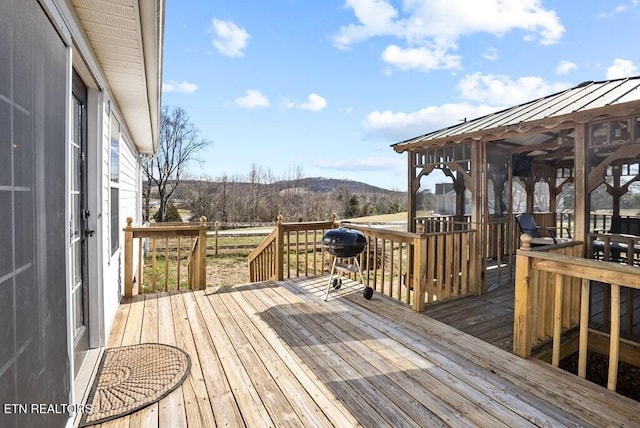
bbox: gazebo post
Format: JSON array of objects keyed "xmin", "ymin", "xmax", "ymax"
[
  {"xmin": 523, "ymin": 176, "xmax": 535, "ymax": 213},
  {"xmin": 407, "ymin": 151, "xmax": 417, "ymax": 233},
  {"xmin": 471, "ymin": 141, "xmax": 486, "ymax": 293},
  {"xmin": 406, "ymin": 150, "xmax": 418, "ymax": 286},
  {"xmin": 573, "ymin": 123, "xmax": 589, "ymax": 245},
  {"xmin": 611, "ymin": 165, "xmax": 622, "ymax": 220},
  {"xmin": 454, "ymin": 172, "xmax": 465, "ymax": 221}
]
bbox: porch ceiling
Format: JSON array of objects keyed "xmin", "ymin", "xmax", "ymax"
[
  {"xmin": 393, "ymin": 76, "xmax": 640, "ymax": 155},
  {"xmin": 72, "ymin": 0, "xmax": 165, "ymax": 154}
]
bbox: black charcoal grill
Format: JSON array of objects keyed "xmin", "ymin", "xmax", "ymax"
[{"xmin": 322, "ymin": 227, "xmax": 373, "ymax": 300}]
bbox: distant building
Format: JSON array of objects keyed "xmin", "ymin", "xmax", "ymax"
[{"xmin": 435, "ymin": 183, "xmax": 471, "ymax": 215}]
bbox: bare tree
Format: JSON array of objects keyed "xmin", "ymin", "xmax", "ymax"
[
  {"xmin": 246, "ymin": 163, "xmax": 276, "ymax": 221},
  {"xmin": 185, "ymin": 175, "xmax": 217, "ymax": 221},
  {"xmin": 217, "ymin": 173, "xmax": 231, "ymax": 222},
  {"xmin": 143, "ymin": 106, "xmax": 211, "ymax": 221}
]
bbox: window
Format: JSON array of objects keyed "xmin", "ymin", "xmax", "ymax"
[{"xmin": 110, "ymin": 114, "xmax": 120, "ymax": 255}]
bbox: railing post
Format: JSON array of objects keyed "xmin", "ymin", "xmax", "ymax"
[
  {"xmin": 608, "ymin": 283, "xmax": 621, "ymax": 391},
  {"xmin": 513, "ymin": 234, "xmax": 534, "ymax": 357},
  {"xmin": 124, "ymin": 217, "xmax": 134, "ymax": 297},
  {"xmin": 412, "ymin": 235, "xmax": 427, "ymax": 312},
  {"xmin": 275, "ymin": 214, "xmax": 284, "ymax": 281},
  {"xmin": 214, "ymin": 221, "xmax": 219, "ymax": 256},
  {"xmin": 198, "ymin": 216, "xmax": 207, "ymax": 290}
]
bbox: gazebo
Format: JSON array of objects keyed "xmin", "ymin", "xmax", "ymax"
[
  {"xmin": 393, "ymin": 76, "xmax": 640, "ymax": 292},
  {"xmin": 391, "ymin": 77, "xmax": 640, "ymax": 379}
]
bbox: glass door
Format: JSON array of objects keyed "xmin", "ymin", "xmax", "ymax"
[{"xmin": 71, "ymin": 72, "xmax": 90, "ymax": 374}]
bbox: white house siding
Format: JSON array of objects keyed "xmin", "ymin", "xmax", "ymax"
[
  {"xmin": 101, "ymin": 112, "xmax": 143, "ymax": 338},
  {"xmin": 119, "ymin": 135, "xmax": 142, "ymax": 299},
  {"xmin": 119, "ymin": 138, "xmax": 142, "ymax": 230}
]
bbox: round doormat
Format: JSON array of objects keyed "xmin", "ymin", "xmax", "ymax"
[{"xmin": 79, "ymin": 343, "xmax": 191, "ymax": 427}]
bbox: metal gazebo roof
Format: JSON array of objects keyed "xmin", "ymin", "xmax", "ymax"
[{"xmin": 392, "ymin": 76, "xmax": 640, "ymax": 153}]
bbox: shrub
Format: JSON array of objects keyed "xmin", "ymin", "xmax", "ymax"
[{"xmin": 154, "ymin": 202, "xmax": 182, "ymax": 222}]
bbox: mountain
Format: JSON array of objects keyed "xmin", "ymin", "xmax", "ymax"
[{"xmin": 274, "ymin": 177, "xmax": 399, "ymax": 194}]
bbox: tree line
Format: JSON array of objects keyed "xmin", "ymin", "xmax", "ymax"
[
  {"xmin": 156, "ymin": 165, "xmax": 407, "ymax": 223},
  {"xmin": 143, "ymin": 107, "xmax": 408, "ymax": 223}
]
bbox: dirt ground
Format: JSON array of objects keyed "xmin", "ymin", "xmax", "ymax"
[
  {"xmin": 206, "ymin": 254, "xmax": 250, "ymax": 286},
  {"xmin": 560, "ymin": 351, "xmax": 640, "ymax": 402}
]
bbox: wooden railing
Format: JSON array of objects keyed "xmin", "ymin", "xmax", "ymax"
[
  {"xmin": 416, "ymin": 215, "xmax": 513, "ymax": 290},
  {"xmin": 586, "ymin": 233, "xmax": 640, "ymax": 344},
  {"xmin": 342, "ymin": 223, "xmax": 424, "ymax": 308},
  {"xmin": 151, "ymin": 221, "xmax": 270, "ymax": 255},
  {"xmin": 123, "ymin": 217, "xmax": 208, "ymax": 296},
  {"xmin": 587, "ymin": 232, "xmax": 640, "ymax": 266},
  {"xmin": 248, "ymin": 217, "xmax": 480, "ymax": 312},
  {"xmin": 416, "ymin": 214, "xmax": 509, "ymax": 256},
  {"xmin": 247, "ymin": 227, "xmax": 278, "ymax": 282},
  {"xmin": 546, "ymin": 212, "xmax": 640, "ymax": 237},
  {"xmin": 247, "ymin": 216, "xmax": 338, "ymax": 283},
  {"xmin": 513, "ymin": 235, "xmax": 640, "ymax": 392},
  {"xmin": 416, "ymin": 214, "xmax": 470, "ymax": 233}
]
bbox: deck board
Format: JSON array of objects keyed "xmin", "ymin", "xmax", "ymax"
[
  {"xmin": 319, "ymin": 280, "xmax": 640, "ymax": 427},
  {"xmin": 157, "ymin": 291, "xmax": 188, "ymax": 428},
  {"xmin": 424, "ymin": 287, "xmax": 516, "ymax": 351},
  {"xmin": 99, "ymin": 277, "xmax": 640, "ymax": 427}
]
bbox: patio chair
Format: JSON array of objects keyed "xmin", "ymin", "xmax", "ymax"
[
  {"xmin": 516, "ymin": 213, "xmax": 572, "ymax": 246},
  {"xmin": 591, "ymin": 217, "xmax": 640, "ymax": 264}
]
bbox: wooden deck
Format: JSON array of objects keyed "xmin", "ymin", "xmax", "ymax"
[
  {"xmin": 422, "ymin": 277, "xmax": 640, "ymax": 352},
  {"xmin": 99, "ymin": 276, "xmax": 640, "ymax": 427},
  {"xmin": 424, "ymin": 286, "xmax": 515, "ymax": 352}
]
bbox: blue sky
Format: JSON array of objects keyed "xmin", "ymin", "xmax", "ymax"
[{"xmin": 161, "ymin": 0, "xmax": 640, "ymax": 191}]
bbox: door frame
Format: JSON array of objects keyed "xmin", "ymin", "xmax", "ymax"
[
  {"xmin": 70, "ymin": 71, "xmax": 90, "ymax": 373},
  {"xmin": 68, "ymin": 65, "xmax": 105, "ymax": 381}
]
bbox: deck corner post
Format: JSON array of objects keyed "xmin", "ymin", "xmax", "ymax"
[
  {"xmin": 275, "ymin": 214, "xmax": 284, "ymax": 280},
  {"xmin": 124, "ymin": 217, "xmax": 134, "ymax": 297},
  {"xmin": 198, "ymin": 216, "xmax": 208, "ymax": 289},
  {"xmin": 412, "ymin": 235, "xmax": 427, "ymax": 312},
  {"xmin": 513, "ymin": 252, "xmax": 533, "ymax": 357},
  {"xmin": 331, "ymin": 212, "xmax": 339, "ymax": 228}
]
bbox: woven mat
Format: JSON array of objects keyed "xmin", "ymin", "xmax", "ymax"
[{"xmin": 80, "ymin": 343, "xmax": 191, "ymax": 427}]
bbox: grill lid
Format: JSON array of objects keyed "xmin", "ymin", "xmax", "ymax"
[{"xmin": 322, "ymin": 227, "xmax": 367, "ymax": 257}]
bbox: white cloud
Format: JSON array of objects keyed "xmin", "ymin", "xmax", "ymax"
[
  {"xmin": 233, "ymin": 90, "xmax": 269, "ymax": 109},
  {"xmin": 314, "ymin": 156, "xmax": 404, "ymax": 172},
  {"xmin": 362, "ymin": 102, "xmax": 497, "ymax": 141},
  {"xmin": 482, "ymin": 47, "xmax": 499, "ymax": 61},
  {"xmin": 606, "ymin": 58, "xmax": 638, "ymax": 79},
  {"xmin": 362, "ymin": 73, "xmax": 573, "ymax": 141},
  {"xmin": 284, "ymin": 93, "xmax": 328, "ymax": 112},
  {"xmin": 597, "ymin": 0, "xmax": 640, "ymax": 18},
  {"xmin": 332, "ymin": 0, "xmax": 565, "ymax": 71},
  {"xmin": 339, "ymin": 106, "xmax": 354, "ymax": 115},
  {"xmin": 456, "ymin": 73, "xmax": 570, "ymax": 105},
  {"xmin": 381, "ymin": 44, "xmax": 461, "ymax": 71},
  {"xmin": 211, "ymin": 18, "xmax": 250, "ymax": 57},
  {"xmin": 162, "ymin": 80, "xmax": 198, "ymax": 94},
  {"xmin": 556, "ymin": 61, "xmax": 577, "ymax": 75},
  {"xmin": 332, "ymin": 0, "xmax": 401, "ymax": 50}
]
